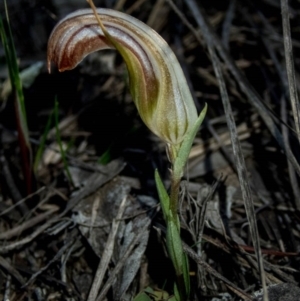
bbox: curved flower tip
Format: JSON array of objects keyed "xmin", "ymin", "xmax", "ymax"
[{"xmin": 47, "ymin": 8, "xmax": 198, "ymax": 145}]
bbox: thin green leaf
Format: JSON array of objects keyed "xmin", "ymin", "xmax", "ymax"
[
  {"xmin": 1, "ymin": 3, "xmax": 28, "ymax": 125},
  {"xmin": 133, "ymin": 292, "xmax": 153, "ymax": 301},
  {"xmin": 98, "ymin": 147, "xmax": 112, "ymax": 165},
  {"xmin": 154, "ymin": 169, "xmax": 170, "ymax": 221},
  {"xmin": 0, "ymin": 3, "xmax": 32, "ymax": 194},
  {"xmin": 173, "ymin": 283, "xmax": 180, "ymax": 301},
  {"xmin": 166, "ymin": 219, "xmax": 190, "ymax": 298},
  {"xmin": 173, "ymin": 104, "xmax": 207, "ymax": 180}
]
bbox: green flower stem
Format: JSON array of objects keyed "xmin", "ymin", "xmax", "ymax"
[
  {"xmin": 155, "ymin": 105, "xmax": 207, "ymax": 300},
  {"xmin": 168, "ymin": 143, "xmax": 182, "ymax": 224}
]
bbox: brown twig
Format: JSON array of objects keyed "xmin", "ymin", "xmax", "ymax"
[
  {"xmin": 0, "ymin": 207, "xmax": 58, "ymax": 240},
  {"xmin": 280, "ymin": 0, "xmax": 300, "ymax": 145},
  {"xmin": 0, "ymin": 256, "xmax": 26, "ymax": 285}
]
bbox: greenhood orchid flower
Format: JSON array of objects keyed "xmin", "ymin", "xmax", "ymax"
[
  {"xmin": 47, "ymin": 8, "xmax": 198, "ymax": 146},
  {"xmin": 48, "ymin": 6, "xmax": 207, "ymax": 299}
]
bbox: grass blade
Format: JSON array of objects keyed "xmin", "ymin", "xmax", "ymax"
[
  {"xmin": 54, "ymin": 98, "xmax": 74, "ymax": 187},
  {"xmin": 0, "ymin": 3, "xmax": 33, "ymax": 195}
]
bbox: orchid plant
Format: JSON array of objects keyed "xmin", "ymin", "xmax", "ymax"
[{"xmin": 47, "ymin": 1, "xmax": 206, "ymax": 299}]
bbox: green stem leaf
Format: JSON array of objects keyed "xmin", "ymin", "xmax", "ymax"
[{"xmin": 173, "ymin": 104, "xmax": 207, "ymax": 180}]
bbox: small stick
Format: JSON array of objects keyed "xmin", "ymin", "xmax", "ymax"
[
  {"xmin": 3, "ymin": 274, "xmax": 11, "ymax": 301},
  {"xmin": 280, "ymin": 0, "xmax": 300, "ymax": 145},
  {"xmin": 0, "ymin": 208, "xmax": 58, "ymax": 240},
  {"xmin": 0, "ymin": 186, "xmax": 45, "ymax": 217},
  {"xmin": 0, "ymin": 256, "xmax": 25, "ymax": 285}
]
